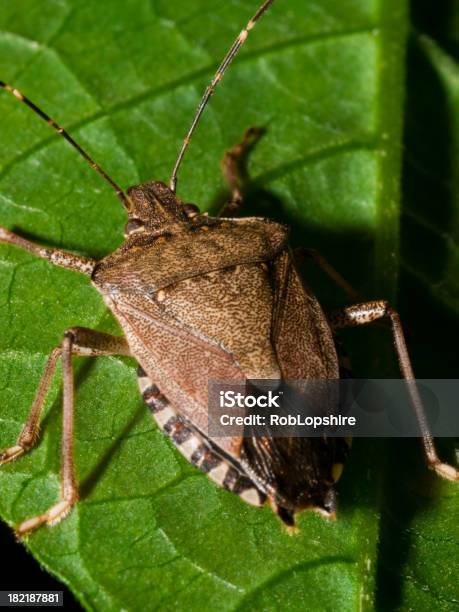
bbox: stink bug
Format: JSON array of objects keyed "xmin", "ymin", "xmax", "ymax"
[{"xmin": 0, "ymin": 0, "xmax": 458, "ymax": 537}]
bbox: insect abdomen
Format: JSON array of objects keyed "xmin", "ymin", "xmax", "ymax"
[{"xmin": 137, "ymin": 366, "xmax": 266, "ymax": 508}]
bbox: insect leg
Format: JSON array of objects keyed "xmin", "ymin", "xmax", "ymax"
[
  {"xmin": 0, "ymin": 328, "xmax": 131, "ymax": 536},
  {"xmin": 330, "ymin": 300, "xmax": 459, "ymax": 482},
  {"xmin": 0, "ymin": 227, "xmax": 96, "ymax": 276},
  {"xmin": 219, "ymin": 126, "xmax": 265, "ymax": 217},
  {"xmin": 294, "ymin": 247, "xmax": 363, "ymax": 303},
  {"xmin": 0, "ymin": 347, "xmax": 62, "ymax": 465},
  {"xmin": 1, "ymin": 328, "xmax": 130, "ymax": 466}
]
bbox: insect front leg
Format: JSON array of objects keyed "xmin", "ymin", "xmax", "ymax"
[
  {"xmin": 330, "ymin": 300, "xmax": 459, "ymax": 482},
  {"xmin": 219, "ymin": 126, "xmax": 265, "ymax": 217},
  {"xmin": 0, "ymin": 328, "xmax": 131, "ymax": 536},
  {"xmin": 0, "ymin": 227, "xmax": 96, "ymax": 276}
]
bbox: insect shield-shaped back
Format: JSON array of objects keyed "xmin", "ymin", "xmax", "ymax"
[
  {"xmin": 92, "ymin": 182, "xmax": 290, "ymax": 431},
  {"xmin": 90, "ymin": 184, "xmax": 347, "ymax": 525}
]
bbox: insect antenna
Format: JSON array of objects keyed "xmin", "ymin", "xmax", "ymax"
[
  {"xmin": 169, "ymin": 0, "xmax": 275, "ymax": 193},
  {"xmin": 0, "ymin": 81, "xmax": 132, "ymax": 211}
]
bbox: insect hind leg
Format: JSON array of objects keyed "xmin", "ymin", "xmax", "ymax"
[{"xmin": 331, "ymin": 300, "xmax": 459, "ymax": 482}]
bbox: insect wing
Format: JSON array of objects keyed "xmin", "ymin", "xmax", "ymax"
[{"xmin": 111, "ymin": 294, "xmax": 246, "ymax": 456}]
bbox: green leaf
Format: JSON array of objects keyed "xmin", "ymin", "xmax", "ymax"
[
  {"xmin": 0, "ymin": 0, "xmax": 456, "ymax": 610},
  {"xmin": 375, "ymin": 3, "xmax": 459, "ymax": 610}
]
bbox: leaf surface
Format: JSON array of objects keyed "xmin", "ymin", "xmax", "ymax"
[{"xmin": 375, "ymin": 3, "xmax": 459, "ymax": 610}]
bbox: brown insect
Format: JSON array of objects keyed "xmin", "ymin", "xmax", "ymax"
[{"xmin": 0, "ymin": 0, "xmax": 457, "ymax": 537}]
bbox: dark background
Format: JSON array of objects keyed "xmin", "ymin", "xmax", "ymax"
[{"xmin": 0, "ymin": 521, "xmax": 80, "ymax": 610}]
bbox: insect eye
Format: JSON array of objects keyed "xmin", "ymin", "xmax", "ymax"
[
  {"xmin": 124, "ymin": 218, "xmax": 145, "ymax": 235},
  {"xmin": 183, "ymin": 203, "xmax": 200, "ymax": 218}
]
